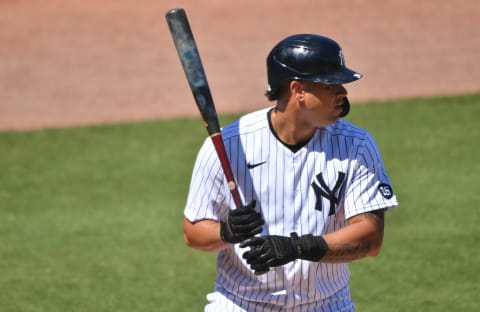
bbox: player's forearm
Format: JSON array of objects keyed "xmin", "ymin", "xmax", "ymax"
[
  {"xmin": 321, "ymin": 210, "xmax": 385, "ymax": 263},
  {"xmin": 183, "ymin": 218, "xmax": 229, "ymax": 252}
]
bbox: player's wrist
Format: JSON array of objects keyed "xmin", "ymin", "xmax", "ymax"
[
  {"xmin": 291, "ymin": 233, "xmax": 328, "ymax": 262},
  {"xmin": 219, "ymin": 220, "xmax": 235, "ymax": 243}
]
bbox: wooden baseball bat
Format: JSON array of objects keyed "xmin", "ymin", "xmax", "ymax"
[{"xmin": 166, "ymin": 8, "xmax": 243, "ymax": 209}]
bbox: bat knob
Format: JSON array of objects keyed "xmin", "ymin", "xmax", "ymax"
[{"xmin": 166, "ymin": 7, "xmax": 185, "ymax": 17}]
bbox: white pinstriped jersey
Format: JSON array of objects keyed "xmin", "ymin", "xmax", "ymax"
[{"xmin": 184, "ymin": 107, "xmax": 398, "ymax": 311}]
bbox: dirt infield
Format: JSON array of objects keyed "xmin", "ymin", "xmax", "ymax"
[{"xmin": 1, "ymin": 0, "xmax": 479, "ymax": 131}]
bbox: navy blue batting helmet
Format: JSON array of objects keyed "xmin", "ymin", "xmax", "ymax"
[{"xmin": 266, "ymin": 34, "xmax": 362, "ymax": 100}]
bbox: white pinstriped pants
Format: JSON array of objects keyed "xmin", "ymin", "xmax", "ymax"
[{"xmin": 204, "ymin": 286, "xmax": 355, "ymax": 312}]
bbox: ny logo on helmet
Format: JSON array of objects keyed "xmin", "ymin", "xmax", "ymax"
[{"xmin": 339, "ymin": 50, "xmax": 345, "ymax": 66}]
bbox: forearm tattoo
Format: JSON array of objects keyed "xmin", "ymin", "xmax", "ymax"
[
  {"xmin": 322, "ymin": 211, "xmax": 385, "ymax": 263},
  {"xmin": 323, "ymin": 240, "xmax": 375, "ymax": 262}
]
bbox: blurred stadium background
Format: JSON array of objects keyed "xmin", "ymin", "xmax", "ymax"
[{"xmin": 1, "ymin": 0, "xmax": 479, "ymax": 131}]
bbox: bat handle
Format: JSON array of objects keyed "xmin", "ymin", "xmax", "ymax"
[{"xmin": 210, "ymin": 134, "xmax": 243, "ymax": 208}]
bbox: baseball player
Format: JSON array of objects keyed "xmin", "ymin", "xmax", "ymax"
[{"xmin": 183, "ymin": 34, "xmax": 398, "ymax": 311}]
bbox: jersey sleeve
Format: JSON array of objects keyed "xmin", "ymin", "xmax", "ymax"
[
  {"xmin": 184, "ymin": 138, "xmax": 229, "ymax": 222},
  {"xmin": 344, "ymin": 133, "xmax": 398, "ymax": 219}
]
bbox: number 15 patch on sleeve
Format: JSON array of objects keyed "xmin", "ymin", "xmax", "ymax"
[{"xmin": 378, "ymin": 183, "xmax": 394, "ymax": 199}]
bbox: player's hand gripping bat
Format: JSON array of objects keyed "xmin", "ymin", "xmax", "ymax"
[{"xmin": 165, "ymin": 8, "xmax": 243, "ymax": 209}]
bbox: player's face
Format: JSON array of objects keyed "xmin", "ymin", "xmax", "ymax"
[{"xmin": 300, "ymin": 82, "xmax": 348, "ymax": 127}]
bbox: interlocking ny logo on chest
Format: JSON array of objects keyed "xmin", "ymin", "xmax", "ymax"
[{"xmin": 311, "ymin": 172, "xmax": 346, "ymax": 215}]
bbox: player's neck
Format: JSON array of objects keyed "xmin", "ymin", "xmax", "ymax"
[{"xmin": 270, "ymin": 107, "xmax": 316, "ymax": 146}]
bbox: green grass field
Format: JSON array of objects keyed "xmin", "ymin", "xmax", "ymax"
[{"xmin": 1, "ymin": 94, "xmax": 479, "ymax": 311}]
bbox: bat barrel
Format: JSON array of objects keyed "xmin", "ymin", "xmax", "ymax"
[{"xmin": 166, "ymin": 8, "xmax": 220, "ymax": 135}]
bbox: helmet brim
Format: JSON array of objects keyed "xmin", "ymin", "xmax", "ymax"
[{"xmin": 308, "ymin": 66, "xmax": 363, "ymax": 85}]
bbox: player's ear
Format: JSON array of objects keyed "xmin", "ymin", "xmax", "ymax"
[{"xmin": 290, "ymin": 80, "xmax": 305, "ymax": 102}]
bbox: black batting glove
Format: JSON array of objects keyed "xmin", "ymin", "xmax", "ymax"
[
  {"xmin": 220, "ymin": 200, "xmax": 265, "ymax": 244},
  {"xmin": 240, "ymin": 232, "xmax": 328, "ymax": 274}
]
